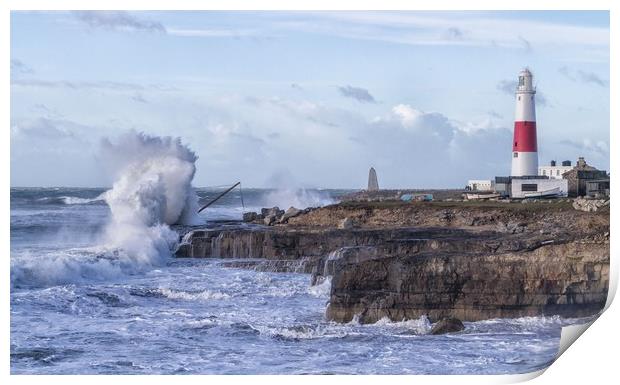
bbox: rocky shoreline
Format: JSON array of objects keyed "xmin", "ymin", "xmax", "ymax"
[{"xmin": 175, "ymin": 200, "xmax": 609, "ymax": 325}]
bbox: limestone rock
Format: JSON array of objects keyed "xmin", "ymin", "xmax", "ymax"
[
  {"xmin": 439, "ymin": 210, "xmax": 454, "ymax": 222},
  {"xmin": 261, "ymin": 207, "xmax": 284, "ymax": 218},
  {"xmin": 264, "ymin": 214, "xmax": 277, "ymax": 226},
  {"xmin": 259, "ymin": 207, "xmax": 285, "ymax": 225},
  {"xmin": 572, "ymin": 197, "xmax": 607, "ymax": 212},
  {"xmin": 509, "ymin": 221, "xmax": 527, "ymax": 233},
  {"xmin": 325, "ymin": 241, "xmax": 609, "ymax": 324},
  {"xmin": 176, "ymin": 201, "xmax": 609, "ymax": 324},
  {"xmin": 279, "ymin": 207, "xmax": 302, "ymax": 223},
  {"xmin": 339, "ymin": 217, "xmax": 354, "ymax": 229},
  {"xmin": 243, "ymin": 212, "xmax": 258, "ymax": 222},
  {"xmin": 430, "ymin": 317, "xmax": 465, "ymax": 335}
]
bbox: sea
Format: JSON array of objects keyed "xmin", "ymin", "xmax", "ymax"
[{"xmin": 10, "ymin": 187, "xmax": 594, "ymax": 375}]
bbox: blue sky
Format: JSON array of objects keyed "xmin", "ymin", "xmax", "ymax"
[{"xmin": 10, "ymin": 11, "xmax": 610, "ymax": 188}]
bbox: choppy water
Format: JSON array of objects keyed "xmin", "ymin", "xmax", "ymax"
[{"xmin": 10, "ymin": 187, "xmax": 590, "ymax": 374}]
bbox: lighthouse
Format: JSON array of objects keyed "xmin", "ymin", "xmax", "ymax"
[
  {"xmin": 511, "ymin": 68, "xmax": 538, "ymax": 176},
  {"xmin": 485, "ymin": 68, "xmax": 568, "ymax": 198}
]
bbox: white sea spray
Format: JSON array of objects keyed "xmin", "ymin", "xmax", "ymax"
[
  {"xmin": 263, "ymin": 188, "xmax": 334, "ymax": 209},
  {"xmin": 11, "ymin": 131, "xmax": 203, "ymax": 287}
]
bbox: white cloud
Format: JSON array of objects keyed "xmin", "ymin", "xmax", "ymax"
[
  {"xmin": 7, "ymin": 88, "xmax": 602, "ymax": 188},
  {"xmin": 496, "ymin": 79, "xmax": 550, "ymax": 107},
  {"xmin": 559, "ymin": 138, "xmax": 609, "ymax": 156},
  {"xmin": 10, "ymin": 59, "xmax": 34, "ymax": 76},
  {"xmin": 166, "ymin": 28, "xmax": 258, "ymax": 38},
  {"xmin": 72, "ymin": 11, "xmax": 166, "ymax": 33},
  {"xmin": 11, "ymin": 78, "xmax": 175, "ymax": 92},
  {"xmin": 306, "ymin": 11, "xmax": 609, "ymax": 48},
  {"xmin": 386, "ymin": 104, "xmax": 456, "ymax": 142},
  {"xmin": 65, "ymin": 11, "xmax": 609, "ymax": 62},
  {"xmin": 338, "ymin": 85, "xmax": 377, "ymax": 103},
  {"xmin": 392, "ymin": 104, "xmax": 423, "ymax": 127},
  {"xmin": 11, "ymin": 118, "xmax": 81, "ymax": 140},
  {"xmin": 558, "ymin": 66, "xmax": 608, "ymax": 87}
]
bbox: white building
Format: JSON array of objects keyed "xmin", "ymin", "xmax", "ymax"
[
  {"xmin": 467, "ymin": 180, "xmax": 494, "ymax": 191},
  {"xmin": 511, "ymin": 177, "xmax": 568, "ymax": 198},
  {"xmin": 538, "ymin": 160, "xmax": 572, "ymax": 180}
]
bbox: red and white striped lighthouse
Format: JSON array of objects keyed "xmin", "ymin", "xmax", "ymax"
[{"xmin": 511, "ymin": 68, "xmax": 538, "ymax": 176}]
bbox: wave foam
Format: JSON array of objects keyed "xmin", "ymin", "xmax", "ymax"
[
  {"xmin": 11, "ymin": 132, "xmax": 203, "ymax": 288},
  {"xmin": 35, "ymin": 195, "xmax": 105, "ymax": 205},
  {"xmin": 11, "ymin": 238, "xmax": 173, "ymax": 288},
  {"xmin": 307, "ymin": 276, "xmax": 332, "ymax": 297},
  {"xmin": 61, "ymin": 195, "xmax": 105, "ymax": 205},
  {"xmin": 373, "ymin": 315, "xmax": 432, "ymax": 334},
  {"xmin": 159, "ymin": 288, "xmax": 231, "ymax": 301},
  {"xmin": 254, "ymin": 324, "xmax": 349, "ymax": 340}
]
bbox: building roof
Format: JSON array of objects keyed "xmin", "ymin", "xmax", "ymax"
[{"xmin": 562, "ymin": 157, "xmax": 608, "ymax": 179}]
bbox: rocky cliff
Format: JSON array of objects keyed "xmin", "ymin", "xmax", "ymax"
[
  {"xmin": 176, "ymin": 201, "xmax": 609, "ymax": 323},
  {"xmin": 321, "ymin": 240, "xmax": 608, "ymax": 323}
]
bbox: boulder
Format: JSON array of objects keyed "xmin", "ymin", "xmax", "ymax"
[
  {"xmin": 261, "ymin": 207, "xmax": 281, "ymax": 217},
  {"xmin": 279, "ymin": 207, "xmax": 302, "ymax": 223},
  {"xmin": 338, "ymin": 217, "xmax": 354, "ymax": 229},
  {"xmin": 439, "ymin": 210, "xmax": 451, "ymax": 221},
  {"xmin": 242, "ymin": 211, "xmax": 258, "ymax": 222},
  {"xmin": 496, "ymin": 221, "xmax": 527, "ymax": 234},
  {"xmin": 572, "ymin": 198, "xmax": 607, "ymax": 212},
  {"xmin": 430, "ymin": 317, "xmax": 465, "ymax": 335},
  {"xmin": 259, "ymin": 207, "xmax": 285, "ymax": 225},
  {"xmin": 264, "ymin": 214, "xmax": 277, "ymax": 226}
]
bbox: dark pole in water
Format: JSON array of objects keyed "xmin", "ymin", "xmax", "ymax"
[{"xmin": 198, "ymin": 182, "xmax": 241, "ymax": 213}]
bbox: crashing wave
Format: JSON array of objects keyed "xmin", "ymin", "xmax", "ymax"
[
  {"xmin": 11, "ymin": 131, "xmax": 203, "ymax": 288},
  {"xmin": 307, "ymin": 276, "xmax": 332, "ymax": 297},
  {"xmin": 35, "ymin": 195, "xmax": 105, "ymax": 205}
]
